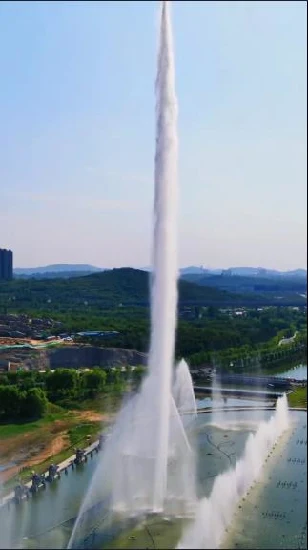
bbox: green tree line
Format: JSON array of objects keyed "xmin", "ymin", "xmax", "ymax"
[
  {"xmin": 5, "ymin": 304, "xmax": 304, "ymax": 357},
  {"xmin": 0, "ymin": 366, "xmax": 146, "ymax": 421}
]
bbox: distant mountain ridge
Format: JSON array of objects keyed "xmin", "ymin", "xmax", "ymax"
[
  {"xmin": 13, "ymin": 264, "xmax": 306, "ymax": 280},
  {"xmin": 180, "ymin": 267, "xmax": 307, "ymax": 279},
  {"xmin": 14, "ymin": 264, "xmax": 105, "ymax": 276},
  {"xmin": 1, "ymin": 267, "xmax": 304, "ymax": 309},
  {"xmin": 4, "ymin": 268, "xmax": 244, "ymax": 309},
  {"xmin": 178, "ymin": 266, "xmax": 306, "ymax": 278}
]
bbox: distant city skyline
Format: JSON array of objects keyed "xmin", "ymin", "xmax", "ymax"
[{"xmin": 0, "ymin": 1, "xmax": 306, "ymax": 270}]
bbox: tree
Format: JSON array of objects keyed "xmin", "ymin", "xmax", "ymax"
[
  {"xmin": 207, "ymin": 306, "xmax": 218, "ymax": 318},
  {"xmin": 7, "ymin": 372, "xmax": 18, "ymax": 385},
  {"xmin": 16, "ymin": 370, "xmax": 37, "ymax": 391},
  {"xmin": 0, "ymin": 385, "xmax": 22, "ymax": 418},
  {"xmin": 0, "ymin": 374, "xmax": 9, "ymax": 385},
  {"xmin": 82, "ymin": 369, "xmax": 107, "ymax": 396},
  {"xmin": 45, "ymin": 369, "xmax": 77, "ymax": 400},
  {"xmin": 106, "ymin": 367, "xmax": 124, "ymax": 390},
  {"xmin": 133, "ymin": 366, "xmax": 146, "ymax": 381},
  {"xmin": 0, "ymin": 385, "xmax": 48, "ymax": 420},
  {"xmin": 20, "ymin": 388, "xmax": 48, "ymax": 419}
]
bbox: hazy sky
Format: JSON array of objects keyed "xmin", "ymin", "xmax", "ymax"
[{"xmin": 0, "ymin": 1, "xmax": 306, "ymax": 270}]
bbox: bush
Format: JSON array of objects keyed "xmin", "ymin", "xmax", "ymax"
[
  {"xmin": 81, "ymin": 369, "xmax": 107, "ymax": 395},
  {"xmin": 0, "ymin": 385, "xmax": 22, "ymax": 418},
  {"xmin": 0, "ymin": 385, "xmax": 47, "ymax": 420},
  {"xmin": 46, "ymin": 369, "xmax": 77, "ymax": 401},
  {"xmin": 20, "ymin": 388, "xmax": 48, "ymax": 419}
]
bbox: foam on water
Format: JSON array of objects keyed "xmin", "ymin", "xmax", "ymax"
[{"xmin": 177, "ymin": 394, "xmax": 290, "ymax": 549}]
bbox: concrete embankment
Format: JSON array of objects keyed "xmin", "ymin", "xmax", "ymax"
[
  {"xmin": 0, "ymin": 345, "xmax": 148, "ymax": 370},
  {"xmin": 48, "ymin": 346, "xmax": 147, "ymax": 369},
  {"xmin": 1, "ymin": 438, "xmax": 101, "ymax": 507}
]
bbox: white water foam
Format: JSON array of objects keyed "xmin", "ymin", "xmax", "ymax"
[{"xmin": 177, "ymin": 393, "xmax": 289, "ymax": 549}]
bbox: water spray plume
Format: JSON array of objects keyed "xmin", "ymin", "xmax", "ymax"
[
  {"xmin": 178, "ymin": 394, "xmax": 290, "ymax": 549},
  {"xmin": 148, "ymin": 0, "xmax": 179, "ymax": 509},
  {"xmin": 68, "ymin": 2, "xmax": 291, "ymax": 548},
  {"xmin": 68, "ymin": 3, "xmax": 196, "ymax": 546}
]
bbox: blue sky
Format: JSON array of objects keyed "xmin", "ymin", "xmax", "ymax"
[{"xmin": 0, "ymin": 1, "xmax": 306, "ymax": 270}]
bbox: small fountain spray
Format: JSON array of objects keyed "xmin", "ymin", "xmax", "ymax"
[{"xmin": 178, "ymin": 394, "xmax": 290, "ymax": 549}]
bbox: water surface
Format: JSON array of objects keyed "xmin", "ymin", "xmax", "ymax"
[
  {"xmin": 0, "ymin": 410, "xmax": 305, "ymax": 549},
  {"xmin": 274, "ymin": 364, "xmax": 307, "ymax": 380}
]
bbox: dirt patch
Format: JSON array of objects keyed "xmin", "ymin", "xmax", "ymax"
[
  {"xmin": 0, "ymin": 465, "xmax": 20, "ymax": 484},
  {"xmin": 76, "ymin": 410, "xmax": 113, "ymax": 423},
  {"xmin": 30, "ymin": 433, "xmax": 68, "ymax": 463},
  {"xmin": 0, "ymin": 433, "xmax": 68, "ymax": 484},
  {"xmin": 0, "ymin": 431, "xmax": 48, "ymax": 460},
  {"xmin": 0, "ymin": 408, "xmax": 116, "ymax": 487},
  {"xmin": 0, "ymin": 419, "xmax": 73, "ymax": 460}
]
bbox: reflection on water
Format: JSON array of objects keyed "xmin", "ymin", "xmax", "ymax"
[
  {"xmin": 0, "ymin": 411, "xmax": 306, "ymax": 549},
  {"xmin": 274, "ymin": 364, "xmax": 307, "ymax": 380}
]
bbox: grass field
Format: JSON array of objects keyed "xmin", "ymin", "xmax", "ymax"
[
  {"xmin": 2, "ymin": 420, "xmax": 103, "ymax": 493},
  {"xmin": 0, "ymin": 398, "xmax": 116, "ymax": 494},
  {"xmin": 287, "ymin": 386, "xmax": 307, "ymax": 408},
  {"xmin": 0, "ymin": 406, "xmax": 70, "ymax": 439}
]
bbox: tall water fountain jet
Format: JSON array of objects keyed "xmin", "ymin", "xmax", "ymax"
[
  {"xmin": 68, "ymin": 3, "xmax": 196, "ymax": 546},
  {"xmin": 148, "ymin": 0, "xmax": 180, "ymax": 509}
]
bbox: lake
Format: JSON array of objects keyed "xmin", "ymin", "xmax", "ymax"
[{"xmin": 0, "ymin": 409, "xmax": 306, "ymax": 549}]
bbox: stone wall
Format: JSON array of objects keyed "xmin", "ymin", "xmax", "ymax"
[{"xmin": 48, "ymin": 346, "xmax": 147, "ymax": 369}]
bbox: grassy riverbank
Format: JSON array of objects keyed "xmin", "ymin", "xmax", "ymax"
[
  {"xmin": 0, "ymin": 397, "xmax": 118, "ymax": 493},
  {"xmin": 1, "ymin": 376, "xmax": 306, "ymax": 497},
  {"xmin": 2, "ymin": 420, "xmax": 103, "ymax": 494},
  {"xmin": 287, "ymin": 386, "xmax": 307, "ymax": 408}
]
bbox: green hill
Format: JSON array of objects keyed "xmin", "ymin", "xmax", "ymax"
[
  {"xmin": 0, "ymin": 268, "xmax": 241, "ymax": 311},
  {"xmin": 181, "ymin": 272, "xmax": 307, "ymax": 293},
  {"xmin": 1, "ymin": 268, "xmax": 304, "ymax": 313}
]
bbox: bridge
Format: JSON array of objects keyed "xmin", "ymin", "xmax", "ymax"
[
  {"xmin": 194, "ymin": 386, "xmax": 283, "ymax": 400},
  {"xmin": 211, "ymin": 373, "xmax": 305, "ymax": 391}
]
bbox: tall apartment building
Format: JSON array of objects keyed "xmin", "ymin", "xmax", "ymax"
[{"xmin": 0, "ymin": 249, "xmax": 13, "ymax": 280}]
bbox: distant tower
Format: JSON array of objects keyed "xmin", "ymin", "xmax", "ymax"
[{"xmin": 0, "ymin": 249, "xmax": 13, "ymax": 280}]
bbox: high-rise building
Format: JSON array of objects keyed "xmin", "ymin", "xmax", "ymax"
[{"xmin": 0, "ymin": 249, "xmax": 13, "ymax": 280}]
